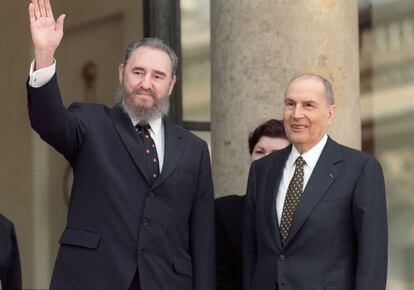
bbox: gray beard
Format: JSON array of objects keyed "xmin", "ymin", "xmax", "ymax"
[{"xmin": 115, "ymin": 84, "xmax": 170, "ymax": 122}]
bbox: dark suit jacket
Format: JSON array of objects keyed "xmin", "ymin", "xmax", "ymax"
[
  {"xmin": 27, "ymin": 74, "xmax": 215, "ymax": 290},
  {"xmin": 215, "ymin": 195, "xmax": 245, "ymax": 290},
  {"xmin": 243, "ymin": 137, "xmax": 388, "ymax": 290},
  {"xmin": 0, "ymin": 215, "xmax": 22, "ymax": 290}
]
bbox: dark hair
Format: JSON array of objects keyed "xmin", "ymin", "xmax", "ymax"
[
  {"xmin": 123, "ymin": 37, "xmax": 178, "ymax": 76},
  {"xmin": 248, "ymin": 119, "xmax": 287, "ymax": 154}
]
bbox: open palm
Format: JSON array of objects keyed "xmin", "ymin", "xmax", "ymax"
[{"xmin": 29, "ymin": 0, "xmax": 65, "ymax": 58}]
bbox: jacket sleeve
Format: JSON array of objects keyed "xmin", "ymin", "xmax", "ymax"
[
  {"xmin": 353, "ymin": 157, "xmax": 388, "ymax": 290},
  {"xmin": 190, "ymin": 142, "xmax": 216, "ymax": 290},
  {"xmin": 27, "ymin": 73, "xmax": 88, "ymax": 162},
  {"xmin": 4, "ymin": 222, "xmax": 22, "ymax": 290},
  {"xmin": 243, "ymin": 163, "xmax": 258, "ymax": 290}
]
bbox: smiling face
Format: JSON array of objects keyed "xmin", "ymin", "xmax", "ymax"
[
  {"xmin": 118, "ymin": 46, "xmax": 176, "ymax": 119},
  {"xmin": 283, "ymin": 76, "xmax": 335, "ymax": 154}
]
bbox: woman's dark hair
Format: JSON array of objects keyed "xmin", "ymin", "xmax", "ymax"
[{"xmin": 248, "ymin": 119, "xmax": 287, "ymax": 154}]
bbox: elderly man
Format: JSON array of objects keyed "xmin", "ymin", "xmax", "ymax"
[
  {"xmin": 243, "ymin": 74, "xmax": 387, "ymax": 290},
  {"xmin": 26, "ymin": 0, "xmax": 215, "ymax": 289}
]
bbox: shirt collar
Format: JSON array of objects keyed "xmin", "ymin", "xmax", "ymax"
[
  {"xmin": 287, "ymin": 134, "xmax": 328, "ymax": 170},
  {"xmin": 146, "ymin": 115, "xmax": 163, "ymax": 136}
]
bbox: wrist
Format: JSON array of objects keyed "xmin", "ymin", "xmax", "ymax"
[{"xmin": 34, "ymin": 50, "xmax": 55, "ymax": 70}]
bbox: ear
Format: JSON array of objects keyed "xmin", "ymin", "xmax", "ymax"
[
  {"xmin": 118, "ymin": 64, "xmax": 124, "ymax": 84},
  {"xmin": 327, "ymin": 104, "xmax": 336, "ymax": 125},
  {"xmin": 168, "ymin": 75, "xmax": 177, "ymax": 95}
]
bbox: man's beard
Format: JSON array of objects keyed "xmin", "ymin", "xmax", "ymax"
[{"xmin": 115, "ymin": 84, "xmax": 170, "ymax": 122}]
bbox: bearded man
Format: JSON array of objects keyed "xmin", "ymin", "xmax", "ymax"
[{"xmin": 26, "ymin": 0, "xmax": 215, "ymax": 289}]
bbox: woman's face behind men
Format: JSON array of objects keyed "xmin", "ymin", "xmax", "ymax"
[{"xmin": 250, "ymin": 136, "xmax": 290, "ymax": 162}]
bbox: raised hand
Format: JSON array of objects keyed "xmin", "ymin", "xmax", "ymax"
[{"xmin": 28, "ymin": 0, "xmax": 65, "ymax": 69}]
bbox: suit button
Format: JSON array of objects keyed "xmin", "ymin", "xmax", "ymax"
[
  {"xmin": 148, "ymin": 191, "xmax": 154, "ymax": 197},
  {"xmin": 279, "ymin": 254, "xmax": 286, "ymax": 261},
  {"xmin": 142, "ymin": 218, "xmax": 149, "ymax": 226},
  {"xmin": 138, "ymin": 248, "xmax": 144, "ymax": 255}
]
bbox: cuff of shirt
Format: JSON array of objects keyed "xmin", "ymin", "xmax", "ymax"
[{"xmin": 28, "ymin": 59, "xmax": 56, "ymax": 88}]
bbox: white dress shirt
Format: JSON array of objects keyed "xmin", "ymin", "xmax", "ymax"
[
  {"xmin": 28, "ymin": 60, "xmax": 165, "ymax": 171},
  {"xmin": 28, "ymin": 60, "xmax": 56, "ymax": 88},
  {"xmin": 276, "ymin": 134, "xmax": 328, "ymax": 224}
]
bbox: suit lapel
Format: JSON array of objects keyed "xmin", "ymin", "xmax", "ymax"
[
  {"xmin": 109, "ymin": 104, "xmax": 151, "ymax": 184},
  {"xmin": 264, "ymin": 146, "xmax": 291, "ymax": 251},
  {"xmin": 152, "ymin": 119, "xmax": 184, "ymax": 189},
  {"xmin": 283, "ymin": 137, "xmax": 343, "ymax": 246}
]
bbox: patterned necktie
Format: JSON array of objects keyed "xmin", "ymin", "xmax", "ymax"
[
  {"xmin": 279, "ymin": 156, "xmax": 306, "ymax": 243},
  {"xmin": 136, "ymin": 122, "xmax": 160, "ymax": 186}
]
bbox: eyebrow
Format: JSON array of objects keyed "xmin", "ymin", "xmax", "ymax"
[
  {"xmin": 285, "ymin": 97, "xmax": 317, "ymax": 105},
  {"xmin": 131, "ymin": 66, "xmax": 168, "ymax": 77},
  {"xmin": 153, "ymin": 70, "xmax": 167, "ymax": 77},
  {"xmin": 303, "ymin": 100, "xmax": 317, "ymax": 105}
]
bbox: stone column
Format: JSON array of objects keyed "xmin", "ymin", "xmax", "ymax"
[{"xmin": 211, "ymin": 0, "xmax": 360, "ymax": 196}]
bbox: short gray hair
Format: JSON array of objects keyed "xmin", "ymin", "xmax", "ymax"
[
  {"xmin": 123, "ymin": 37, "xmax": 178, "ymax": 77},
  {"xmin": 286, "ymin": 74, "xmax": 335, "ymax": 105}
]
